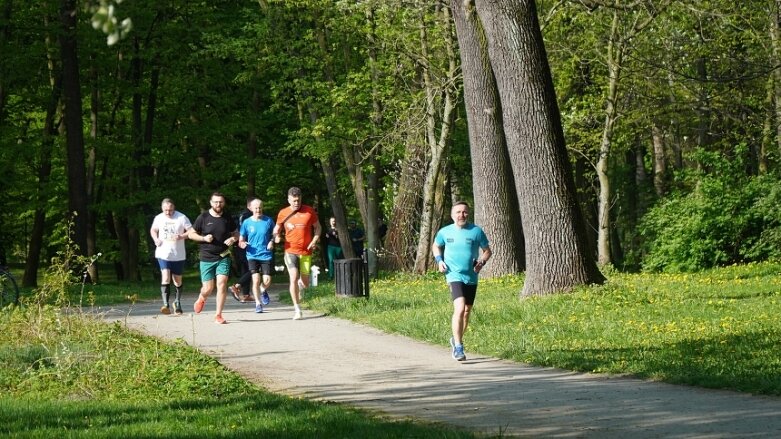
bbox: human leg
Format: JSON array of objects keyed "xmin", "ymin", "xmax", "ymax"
[
  {"xmin": 284, "ymin": 253, "xmax": 303, "ymax": 319},
  {"xmin": 299, "ymin": 255, "xmax": 312, "ymax": 289},
  {"xmin": 158, "ymin": 260, "xmax": 172, "ymax": 314},
  {"xmin": 260, "ymin": 261, "xmax": 273, "ymax": 305},
  {"xmin": 195, "ymin": 260, "xmax": 218, "ymax": 313},
  {"xmin": 451, "ymin": 296, "xmax": 467, "ymax": 345},
  {"xmin": 168, "ymin": 260, "xmax": 186, "ymax": 314},
  {"xmin": 214, "ymin": 257, "xmax": 231, "ymax": 321}
]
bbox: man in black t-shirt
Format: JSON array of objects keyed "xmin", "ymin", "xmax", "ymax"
[{"xmin": 188, "ymin": 192, "xmax": 238, "ymax": 324}]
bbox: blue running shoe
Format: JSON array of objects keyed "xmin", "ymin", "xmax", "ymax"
[
  {"xmin": 255, "ymin": 303, "xmax": 263, "ymax": 313},
  {"xmin": 450, "ymin": 337, "xmax": 466, "ymax": 361},
  {"xmin": 261, "ymin": 290, "xmax": 270, "ymax": 306}
]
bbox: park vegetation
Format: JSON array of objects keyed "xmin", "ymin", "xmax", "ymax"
[{"xmin": 2, "ymin": 0, "xmax": 781, "ymax": 296}]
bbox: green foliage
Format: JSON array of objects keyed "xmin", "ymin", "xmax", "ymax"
[
  {"xmin": 308, "ymin": 262, "xmax": 781, "ymax": 395},
  {"xmin": 638, "ymin": 148, "xmax": 781, "ymax": 272}
]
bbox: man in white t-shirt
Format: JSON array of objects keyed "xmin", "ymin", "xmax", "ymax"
[{"xmin": 150, "ymin": 198, "xmax": 193, "ymax": 315}]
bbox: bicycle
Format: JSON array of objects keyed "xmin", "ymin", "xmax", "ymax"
[{"xmin": 0, "ymin": 266, "xmax": 19, "ymax": 307}]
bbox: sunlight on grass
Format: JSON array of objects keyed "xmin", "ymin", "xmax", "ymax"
[
  {"xmin": 308, "ymin": 261, "xmax": 781, "ymax": 396},
  {"xmin": 0, "ymin": 307, "xmax": 475, "ymax": 438}
]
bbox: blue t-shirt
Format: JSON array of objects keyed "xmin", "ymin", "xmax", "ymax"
[
  {"xmin": 239, "ymin": 215, "xmax": 274, "ymax": 261},
  {"xmin": 433, "ymin": 223, "xmax": 490, "ymax": 285}
]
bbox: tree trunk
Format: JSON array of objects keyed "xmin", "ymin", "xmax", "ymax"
[
  {"xmin": 321, "ymin": 155, "xmax": 354, "ymax": 259},
  {"xmin": 651, "ymin": 121, "xmax": 667, "ymax": 196},
  {"xmin": 86, "ymin": 54, "xmax": 99, "ymax": 282},
  {"xmin": 413, "ymin": 8, "xmax": 458, "ymax": 273},
  {"xmin": 595, "ymin": 11, "xmax": 622, "ymax": 268},
  {"xmin": 23, "ymin": 52, "xmax": 61, "ymax": 288},
  {"xmin": 247, "ymin": 89, "xmax": 260, "ymax": 197},
  {"xmin": 771, "ymin": 0, "xmax": 781, "ymax": 162},
  {"xmin": 60, "ymin": 0, "xmax": 89, "ymax": 254},
  {"xmin": 383, "ymin": 129, "xmax": 426, "ymax": 271},
  {"xmin": 451, "ymin": 0, "xmax": 524, "ymax": 276},
  {"xmin": 0, "ymin": 0, "xmax": 11, "ymax": 124},
  {"xmin": 476, "ymin": 0, "xmax": 604, "ymax": 296}
]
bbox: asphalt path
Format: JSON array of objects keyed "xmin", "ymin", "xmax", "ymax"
[{"xmin": 101, "ymin": 288, "xmax": 781, "ymax": 438}]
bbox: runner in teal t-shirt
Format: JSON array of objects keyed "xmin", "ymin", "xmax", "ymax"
[{"xmin": 432, "ymin": 201, "xmax": 492, "ymax": 362}]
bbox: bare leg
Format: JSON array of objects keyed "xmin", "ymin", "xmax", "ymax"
[
  {"xmin": 288, "ymin": 267, "xmax": 301, "ymax": 305},
  {"xmin": 451, "ymin": 297, "xmax": 467, "ymax": 345},
  {"xmin": 252, "ymin": 273, "xmax": 261, "ymax": 304},
  {"xmin": 215, "ymin": 274, "xmax": 228, "ymax": 316}
]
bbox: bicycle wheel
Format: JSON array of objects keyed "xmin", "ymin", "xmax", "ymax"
[{"xmin": 0, "ymin": 269, "xmax": 19, "ymax": 307}]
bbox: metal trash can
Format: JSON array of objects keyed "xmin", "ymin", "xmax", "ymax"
[{"xmin": 334, "ymin": 258, "xmax": 369, "ymax": 298}]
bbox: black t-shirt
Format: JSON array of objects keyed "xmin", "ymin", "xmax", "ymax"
[
  {"xmin": 325, "ymin": 227, "xmax": 340, "ymax": 246},
  {"xmin": 193, "ymin": 211, "xmax": 237, "ymax": 262}
]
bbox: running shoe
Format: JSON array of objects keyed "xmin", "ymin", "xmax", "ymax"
[
  {"xmin": 174, "ymin": 301, "xmax": 183, "ymax": 315},
  {"xmin": 229, "ymin": 284, "xmax": 241, "ymax": 301},
  {"xmin": 160, "ymin": 304, "xmax": 171, "ymax": 315},
  {"xmin": 450, "ymin": 337, "xmax": 466, "ymax": 361},
  {"xmin": 261, "ymin": 290, "xmax": 270, "ymax": 306},
  {"xmin": 293, "ymin": 310, "xmax": 302, "ymax": 320},
  {"xmin": 255, "ymin": 303, "xmax": 263, "ymax": 313},
  {"xmin": 193, "ymin": 297, "xmax": 205, "ymax": 314},
  {"xmin": 214, "ymin": 314, "xmax": 227, "ymax": 324}
]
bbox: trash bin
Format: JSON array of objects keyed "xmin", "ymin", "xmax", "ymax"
[{"xmin": 334, "ymin": 258, "xmax": 369, "ymax": 298}]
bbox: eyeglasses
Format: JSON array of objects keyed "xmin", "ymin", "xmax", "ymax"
[{"xmin": 210, "ymin": 200, "xmax": 225, "ymax": 204}]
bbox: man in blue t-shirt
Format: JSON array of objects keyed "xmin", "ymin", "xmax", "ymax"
[
  {"xmin": 432, "ymin": 201, "xmax": 492, "ymax": 362},
  {"xmin": 238, "ymin": 198, "xmax": 275, "ymax": 313}
]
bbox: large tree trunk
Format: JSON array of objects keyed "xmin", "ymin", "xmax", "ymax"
[
  {"xmin": 60, "ymin": 0, "xmax": 89, "ymax": 254},
  {"xmin": 451, "ymin": 0, "xmax": 524, "ymax": 277},
  {"xmin": 476, "ymin": 0, "xmax": 604, "ymax": 296}
]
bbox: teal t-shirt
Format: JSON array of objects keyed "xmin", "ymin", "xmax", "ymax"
[
  {"xmin": 433, "ymin": 223, "xmax": 490, "ymax": 285},
  {"xmin": 240, "ymin": 215, "xmax": 274, "ymax": 261}
]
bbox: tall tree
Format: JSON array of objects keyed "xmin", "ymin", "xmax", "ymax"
[
  {"xmin": 60, "ymin": 0, "xmax": 89, "ymax": 255},
  {"xmin": 451, "ymin": 0, "xmax": 524, "ymax": 276},
  {"xmin": 475, "ymin": 0, "xmax": 604, "ymax": 295}
]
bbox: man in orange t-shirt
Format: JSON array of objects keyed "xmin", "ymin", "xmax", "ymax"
[{"xmin": 274, "ymin": 186, "xmax": 321, "ymax": 320}]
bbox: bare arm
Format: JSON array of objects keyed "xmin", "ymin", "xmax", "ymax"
[{"xmin": 431, "ymin": 242, "xmax": 447, "ymax": 273}]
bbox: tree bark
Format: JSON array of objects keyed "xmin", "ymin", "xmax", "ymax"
[
  {"xmin": 476, "ymin": 0, "xmax": 604, "ymax": 296},
  {"xmin": 595, "ymin": 11, "xmax": 622, "ymax": 267},
  {"xmin": 384, "ymin": 129, "xmax": 426, "ymax": 271},
  {"xmin": 60, "ymin": 0, "xmax": 89, "ymax": 255},
  {"xmin": 771, "ymin": 0, "xmax": 781, "ymax": 162},
  {"xmin": 23, "ymin": 47, "xmax": 61, "ymax": 288},
  {"xmin": 451, "ymin": 0, "xmax": 524, "ymax": 276},
  {"xmin": 651, "ymin": 121, "xmax": 667, "ymax": 196}
]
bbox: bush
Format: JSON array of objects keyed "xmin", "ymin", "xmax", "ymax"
[{"xmin": 638, "ymin": 148, "xmax": 781, "ymax": 272}]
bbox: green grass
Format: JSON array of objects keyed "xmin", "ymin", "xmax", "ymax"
[
  {"xmin": 0, "ymin": 306, "xmax": 476, "ymax": 438},
  {"xmin": 4, "ymin": 260, "xmax": 780, "ymax": 437},
  {"xmin": 305, "ymin": 262, "xmax": 781, "ymax": 396}
]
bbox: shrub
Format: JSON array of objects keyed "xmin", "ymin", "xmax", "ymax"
[{"xmin": 638, "ymin": 148, "xmax": 781, "ymax": 272}]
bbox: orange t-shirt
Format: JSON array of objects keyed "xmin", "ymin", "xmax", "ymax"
[{"xmin": 276, "ymin": 205, "xmax": 319, "ymax": 255}]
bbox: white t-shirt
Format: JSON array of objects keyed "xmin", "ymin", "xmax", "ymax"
[{"xmin": 151, "ymin": 211, "xmax": 192, "ymax": 261}]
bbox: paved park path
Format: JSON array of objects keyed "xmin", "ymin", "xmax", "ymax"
[{"xmin": 102, "ymin": 289, "xmax": 781, "ymax": 438}]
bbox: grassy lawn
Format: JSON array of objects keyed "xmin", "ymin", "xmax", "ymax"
[
  {"xmin": 306, "ymin": 261, "xmax": 781, "ymax": 396},
  {"xmin": 3, "ymin": 260, "xmax": 779, "ymax": 437},
  {"xmin": 0, "ymin": 305, "xmax": 476, "ymax": 438}
]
